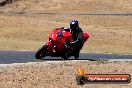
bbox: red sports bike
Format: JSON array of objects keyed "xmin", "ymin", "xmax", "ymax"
[{"xmin": 35, "ymin": 28, "xmax": 89, "ymax": 59}]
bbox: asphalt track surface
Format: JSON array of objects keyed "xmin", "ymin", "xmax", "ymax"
[{"xmin": 0, "ymin": 50, "xmax": 132, "ymax": 64}]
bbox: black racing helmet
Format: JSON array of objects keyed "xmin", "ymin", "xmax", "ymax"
[{"xmin": 70, "ymin": 19, "xmax": 79, "ymax": 31}]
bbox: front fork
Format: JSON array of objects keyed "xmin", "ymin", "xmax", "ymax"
[
  {"xmin": 46, "ymin": 40, "xmax": 61, "ymax": 57},
  {"xmin": 45, "ymin": 40, "xmax": 54, "ymax": 55}
]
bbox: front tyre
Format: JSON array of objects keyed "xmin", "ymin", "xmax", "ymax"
[{"xmin": 35, "ymin": 44, "xmax": 48, "ymax": 59}]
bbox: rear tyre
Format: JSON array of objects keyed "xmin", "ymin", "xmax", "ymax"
[
  {"xmin": 74, "ymin": 50, "xmax": 80, "ymax": 59},
  {"xmin": 35, "ymin": 44, "xmax": 48, "ymax": 59},
  {"xmin": 62, "ymin": 56, "xmax": 68, "ymax": 60},
  {"xmin": 74, "ymin": 54, "xmax": 79, "ymax": 59},
  {"xmin": 61, "ymin": 52, "xmax": 69, "ymax": 60}
]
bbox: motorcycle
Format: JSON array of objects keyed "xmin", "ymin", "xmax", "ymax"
[{"xmin": 35, "ymin": 28, "xmax": 89, "ymax": 60}]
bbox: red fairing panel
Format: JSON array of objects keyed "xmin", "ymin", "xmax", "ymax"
[
  {"xmin": 49, "ymin": 29, "xmax": 59, "ymax": 41},
  {"xmin": 46, "ymin": 41, "xmax": 54, "ymax": 52},
  {"xmin": 62, "ymin": 31, "xmax": 73, "ymax": 42},
  {"xmin": 83, "ymin": 32, "xmax": 90, "ymax": 43}
]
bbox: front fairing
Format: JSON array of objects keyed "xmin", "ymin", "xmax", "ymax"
[
  {"xmin": 49, "ymin": 29, "xmax": 58, "ymax": 41},
  {"xmin": 49, "ymin": 29, "xmax": 73, "ymax": 54}
]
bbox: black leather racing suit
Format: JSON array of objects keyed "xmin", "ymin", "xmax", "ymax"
[
  {"xmin": 64, "ymin": 27, "xmax": 84, "ymax": 57},
  {"xmin": 71, "ymin": 27, "xmax": 84, "ymax": 49}
]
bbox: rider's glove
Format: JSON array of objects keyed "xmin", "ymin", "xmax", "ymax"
[{"xmin": 69, "ymin": 40, "xmax": 78, "ymax": 47}]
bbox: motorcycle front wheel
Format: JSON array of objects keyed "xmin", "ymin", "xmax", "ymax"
[{"xmin": 35, "ymin": 44, "xmax": 48, "ymax": 59}]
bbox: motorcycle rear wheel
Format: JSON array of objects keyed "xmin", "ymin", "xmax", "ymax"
[
  {"xmin": 73, "ymin": 49, "xmax": 80, "ymax": 59},
  {"xmin": 61, "ymin": 52, "xmax": 69, "ymax": 60},
  {"xmin": 35, "ymin": 44, "xmax": 48, "ymax": 59}
]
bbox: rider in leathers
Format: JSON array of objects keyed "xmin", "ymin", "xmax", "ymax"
[{"xmin": 64, "ymin": 19, "xmax": 84, "ymax": 58}]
